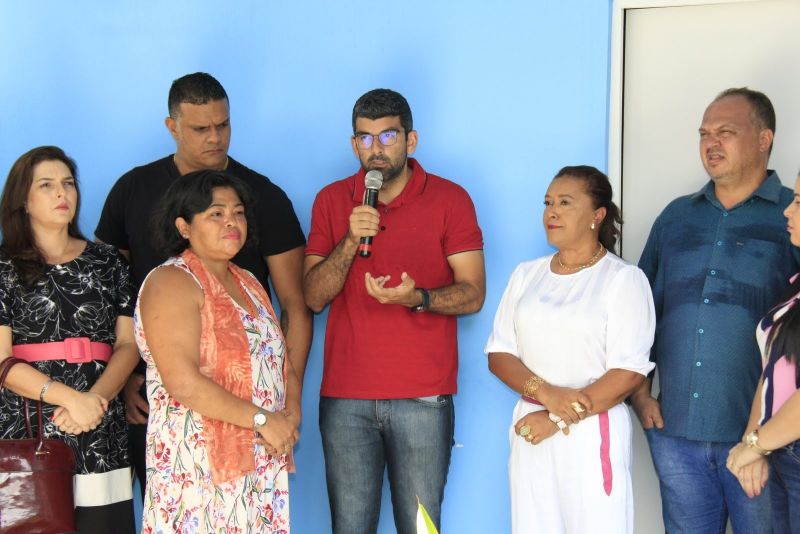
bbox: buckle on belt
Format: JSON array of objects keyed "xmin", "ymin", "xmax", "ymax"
[{"xmin": 64, "ymin": 337, "xmax": 93, "ymax": 363}]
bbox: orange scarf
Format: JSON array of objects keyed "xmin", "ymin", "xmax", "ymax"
[{"xmin": 181, "ymin": 249, "xmax": 283, "ymax": 484}]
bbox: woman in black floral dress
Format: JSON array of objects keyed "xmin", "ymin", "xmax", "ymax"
[{"xmin": 0, "ymin": 146, "xmax": 139, "ymax": 533}]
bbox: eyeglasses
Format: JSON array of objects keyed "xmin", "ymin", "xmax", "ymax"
[{"xmin": 353, "ymin": 129, "xmax": 403, "ymax": 150}]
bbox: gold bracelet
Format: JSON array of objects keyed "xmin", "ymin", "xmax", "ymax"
[{"xmin": 523, "ymin": 375, "xmax": 545, "ymax": 399}]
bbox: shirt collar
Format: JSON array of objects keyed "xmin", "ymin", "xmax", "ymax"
[
  {"xmin": 350, "ymin": 158, "xmax": 427, "ymax": 207},
  {"xmin": 691, "ymin": 169, "xmax": 782, "ymax": 206},
  {"xmin": 168, "ymin": 154, "xmax": 235, "ymax": 177}
]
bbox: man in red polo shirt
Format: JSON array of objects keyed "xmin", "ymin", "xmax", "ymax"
[{"xmin": 304, "ymin": 88, "xmax": 485, "ymax": 534}]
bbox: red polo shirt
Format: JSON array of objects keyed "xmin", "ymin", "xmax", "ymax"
[{"xmin": 306, "ymin": 159, "xmax": 483, "ymax": 398}]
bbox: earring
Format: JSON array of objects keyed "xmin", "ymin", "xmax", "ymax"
[
  {"xmin": 590, "ymin": 222, "xmax": 596, "ymax": 230},
  {"xmin": 181, "ymin": 234, "xmax": 189, "ymax": 239}
]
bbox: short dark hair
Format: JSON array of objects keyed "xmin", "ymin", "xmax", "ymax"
[
  {"xmin": 352, "ymin": 89, "xmax": 413, "ymax": 133},
  {"xmin": 168, "ymin": 72, "xmax": 228, "ymax": 118},
  {"xmin": 151, "ymin": 170, "xmax": 257, "ymax": 257},
  {"xmin": 0, "ymin": 146, "xmax": 86, "ymax": 287},
  {"xmin": 554, "ymin": 165, "xmax": 622, "ymax": 253},
  {"xmin": 715, "ymin": 87, "xmax": 776, "ymax": 135}
]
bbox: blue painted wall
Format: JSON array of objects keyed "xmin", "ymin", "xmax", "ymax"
[{"xmin": 0, "ymin": 2, "xmax": 612, "ymax": 531}]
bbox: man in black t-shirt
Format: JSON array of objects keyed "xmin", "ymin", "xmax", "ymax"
[{"xmin": 95, "ymin": 72, "xmax": 311, "ymax": 496}]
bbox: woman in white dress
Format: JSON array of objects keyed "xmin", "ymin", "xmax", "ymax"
[{"xmin": 486, "ymin": 165, "xmax": 655, "ymax": 534}]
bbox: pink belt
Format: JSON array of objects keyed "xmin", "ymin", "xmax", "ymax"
[
  {"xmin": 12, "ymin": 338, "xmax": 112, "ymax": 364},
  {"xmin": 523, "ymin": 395, "xmax": 612, "ymax": 496}
]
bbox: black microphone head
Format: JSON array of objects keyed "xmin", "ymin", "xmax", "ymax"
[{"xmin": 364, "ymin": 170, "xmax": 384, "ymax": 191}]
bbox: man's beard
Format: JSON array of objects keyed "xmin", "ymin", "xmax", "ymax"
[{"xmin": 365, "ymin": 154, "xmax": 407, "ymax": 183}]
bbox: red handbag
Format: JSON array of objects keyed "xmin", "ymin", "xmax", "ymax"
[{"xmin": 0, "ymin": 357, "xmax": 76, "ymax": 533}]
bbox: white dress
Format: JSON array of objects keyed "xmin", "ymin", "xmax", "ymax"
[{"xmin": 485, "ymin": 253, "xmax": 655, "ymax": 534}]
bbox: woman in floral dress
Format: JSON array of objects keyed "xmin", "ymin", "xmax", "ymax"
[
  {"xmin": 135, "ymin": 170, "xmax": 301, "ymax": 533},
  {"xmin": 0, "ymin": 146, "xmax": 139, "ymax": 532}
]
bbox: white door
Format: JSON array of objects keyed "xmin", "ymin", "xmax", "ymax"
[{"xmin": 616, "ymin": 0, "xmax": 800, "ymax": 263}]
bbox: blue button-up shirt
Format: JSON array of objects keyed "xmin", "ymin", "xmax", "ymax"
[{"xmin": 639, "ymin": 171, "xmax": 800, "ymax": 442}]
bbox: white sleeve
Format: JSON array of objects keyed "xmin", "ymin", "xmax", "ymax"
[
  {"xmin": 605, "ymin": 264, "xmax": 656, "ymax": 375},
  {"xmin": 484, "ymin": 264, "xmax": 525, "ymax": 358}
]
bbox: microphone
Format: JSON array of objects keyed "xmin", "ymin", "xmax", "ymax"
[{"xmin": 358, "ymin": 170, "xmax": 384, "ymax": 258}]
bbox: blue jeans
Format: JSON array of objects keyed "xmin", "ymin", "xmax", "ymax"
[
  {"xmin": 645, "ymin": 429, "xmax": 772, "ymax": 533},
  {"xmin": 769, "ymin": 439, "xmax": 800, "ymax": 534},
  {"xmin": 319, "ymin": 396, "xmax": 454, "ymax": 534}
]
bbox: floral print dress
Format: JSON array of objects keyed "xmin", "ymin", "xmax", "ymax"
[{"xmin": 135, "ymin": 257, "xmax": 290, "ymax": 533}]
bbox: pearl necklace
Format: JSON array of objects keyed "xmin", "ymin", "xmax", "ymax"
[{"xmin": 556, "ymin": 244, "xmax": 605, "ymax": 272}]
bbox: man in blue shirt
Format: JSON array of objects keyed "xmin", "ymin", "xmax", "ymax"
[{"xmin": 632, "ymin": 88, "xmax": 799, "ymax": 533}]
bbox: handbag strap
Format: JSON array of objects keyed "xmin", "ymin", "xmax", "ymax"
[
  {"xmin": 27, "ymin": 396, "xmax": 48, "ymax": 452},
  {"xmin": 0, "ymin": 357, "xmax": 44, "ymax": 443}
]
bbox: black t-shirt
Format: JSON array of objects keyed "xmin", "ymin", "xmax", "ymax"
[{"xmin": 95, "ymin": 155, "xmax": 305, "ymax": 293}]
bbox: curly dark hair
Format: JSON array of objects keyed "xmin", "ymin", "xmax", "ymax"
[{"xmin": 151, "ymin": 170, "xmax": 257, "ymax": 257}]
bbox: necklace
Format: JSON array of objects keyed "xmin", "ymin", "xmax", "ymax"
[{"xmin": 556, "ymin": 243, "xmax": 605, "ymax": 272}]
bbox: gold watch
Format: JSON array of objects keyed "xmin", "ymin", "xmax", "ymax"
[{"xmin": 744, "ymin": 429, "xmax": 771, "ymax": 456}]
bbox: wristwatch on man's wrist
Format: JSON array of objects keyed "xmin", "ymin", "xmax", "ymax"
[
  {"xmin": 253, "ymin": 409, "xmax": 268, "ymax": 430},
  {"xmin": 411, "ymin": 288, "xmax": 430, "ymax": 313},
  {"xmin": 744, "ymin": 429, "xmax": 771, "ymax": 456}
]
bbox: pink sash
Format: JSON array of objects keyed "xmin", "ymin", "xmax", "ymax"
[{"xmin": 522, "ymin": 395, "xmax": 612, "ymax": 496}]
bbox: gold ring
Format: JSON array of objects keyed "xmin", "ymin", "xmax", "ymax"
[
  {"xmin": 519, "ymin": 425, "xmax": 531, "ymax": 437},
  {"xmin": 571, "ymin": 401, "xmax": 586, "ymax": 413},
  {"xmin": 525, "ymin": 434, "xmax": 534, "ymax": 442}
]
